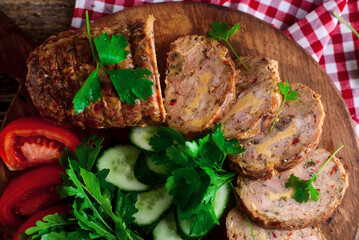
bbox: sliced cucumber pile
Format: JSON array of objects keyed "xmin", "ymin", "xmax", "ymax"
[
  {"xmin": 97, "ymin": 145, "xmax": 150, "ymax": 192},
  {"xmin": 134, "ymin": 152, "xmax": 167, "ymax": 186},
  {"xmin": 133, "ymin": 184, "xmax": 173, "ymax": 227},
  {"xmin": 153, "ymin": 209, "xmax": 183, "ymax": 240},
  {"xmin": 130, "ymin": 126, "xmax": 161, "ymax": 151},
  {"xmin": 177, "ymin": 183, "xmax": 231, "ymax": 239}
]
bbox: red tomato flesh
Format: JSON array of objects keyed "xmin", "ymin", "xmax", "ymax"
[
  {"xmin": 0, "ymin": 117, "xmax": 80, "ymax": 170},
  {"xmin": 13, "ymin": 204, "xmax": 71, "ymax": 240},
  {"xmin": 0, "ymin": 165, "xmax": 65, "ymax": 227}
]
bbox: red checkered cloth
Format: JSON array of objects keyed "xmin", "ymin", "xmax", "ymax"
[{"xmin": 71, "ymin": 0, "xmax": 359, "ymax": 135}]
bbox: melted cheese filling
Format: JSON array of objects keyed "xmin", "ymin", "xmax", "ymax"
[
  {"xmin": 226, "ymin": 91, "xmax": 264, "ymax": 118},
  {"xmin": 255, "ymin": 123, "xmax": 298, "ymax": 158},
  {"xmin": 268, "ymin": 188, "xmax": 294, "ymax": 201},
  {"xmin": 186, "ymin": 72, "xmax": 213, "ymax": 127}
]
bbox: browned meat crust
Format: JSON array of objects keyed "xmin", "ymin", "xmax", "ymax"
[
  {"xmin": 164, "ymin": 35, "xmax": 236, "ymax": 136},
  {"xmin": 221, "ymin": 56, "xmax": 282, "ymax": 140},
  {"xmin": 236, "ymin": 149, "xmax": 349, "ymax": 230},
  {"xmin": 226, "ymin": 208, "xmax": 326, "ymax": 240},
  {"xmin": 229, "ymin": 83, "xmax": 325, "ymax": 179},
  {"xmin": 26, "ymin": 16, "xmax": 165, "ymax": 128}
]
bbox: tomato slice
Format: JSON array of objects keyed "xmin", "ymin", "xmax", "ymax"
[
  {"xmin": 13, "ymin": 204, "xmax": 71, "ymax": 240},
  {"xmin": 0, "ymin": 117, "xmax": 80, "ymax": 170},
  {"xmin": 0, "ymin": 165, "xmax": 65, "ymax": 227}
]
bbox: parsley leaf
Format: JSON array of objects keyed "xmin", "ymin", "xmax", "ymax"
[
  {"xmin": 73, "ymin": 11, "xmax": 154, "ymax": 113},
  {"xmin": 94, "ymin": 33, "xmax": 130, "ymax": 65},
  {"xmin": 208, "ymin": 21, "xmax": 249, "ymax": 71},
  {"xmin": 109, "ymin": 68, "xmax": 154, "ymax": 106},
  {"xmin": 149, "ymin": 124, "xmax": 245, "ymax": 234},
  {"xmin": 285, "ymin": 145, "xmax": 343, "ymax": 203},
  {"xmin": 167, "ymin": 167, "xmax": 210, "ymax": 212},
  {"xmin": 269, "ymin": 80, "xmax": 298, "ymax": 132},
  {"xmin": 285, "ymin": 175, "xmax": 318, "ymax": 203},
  {"xmin": 73, "ymin": 66, "xmax": 102, "ymax": 114},
  {"xmin": 212, "ymin": 123, "xmax": 246, "ymax": 155}
]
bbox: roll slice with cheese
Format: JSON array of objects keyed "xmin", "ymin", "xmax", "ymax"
[
  {"xmin": 226, "ymin": 208, "xmax": 327, "ymax": 239},
  {"xmin": 164, "ymin": 35, "xmax": 236, "ymax": 136},
  {"xmin": 221, "ymin": 56, "xmax": 282, "ymax": 140},
  {"xmin": 229, "ymin": 83, "xmax": 325, "ymax": 179},
  {"xmin": 236, "ymin": 149, "xmax": 348, "ymax": 229}
]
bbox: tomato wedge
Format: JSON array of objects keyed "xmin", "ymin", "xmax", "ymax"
[
  {"xmin": 0, "ymin": 165, "xmax": 65, "ymax": 227},
  {"xmin": 0, "ymin": 117, "xmax": 80, "ymax": 170},
  {"xmin": 13, "ymin": 204, "xmax": 71, "ymax": 240}
]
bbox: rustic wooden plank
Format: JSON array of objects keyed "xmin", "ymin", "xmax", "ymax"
[
  {"xmin": 0, "ymin": 2, "xmax": 358, "ymax": 240},
  {"xmin": 0, "ymin": 0, "xmax": 75, "ymax": 43}
]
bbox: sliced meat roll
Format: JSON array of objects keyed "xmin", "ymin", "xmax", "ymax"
[
  {"xmin": 229, "ymin": 83, "xmax": 325, "ymax": 179},
  {"xmin": 236, "ymin": 149, "xmax": 349, "ymax": 230},
  {"xmin": 164, "ymin": 35, "xmax": 236, "ymax": 135},
  {"xmin": 221, "ymin": 56, "xmax": 282, "ymax": 140},
  {"xmin": 26, "ymin": 15, "xmax": 165, "ymax": 128},
  {"xmin": 226, "ymin": 208, "xmax": 326, "ymax": 240}
]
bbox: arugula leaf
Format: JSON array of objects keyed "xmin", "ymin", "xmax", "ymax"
[
  {"xmin": 208, "ymin": 21, "xmax": 249, "ymax": 71},
  {"xmin": 23, "ymin": 213, "xmax": 76, "ymax": 239},
  {"xmin": 285, "ymin": 145, "xmax": 343, "ymax": 203},
  {"xmin": 94, "ymin": 33, "xmax": 130, "ymax": 65},
  {"xmin": 73, "ymin": 66, "xmax": 102, "ymax": 114},
  {"xmin": 269, "ymin": 80, "xmax": 298, "ymax": 132},
  {"xmin": 109, "ymin": 68, "xmax": 154, "ymax": 106},
  {"xmin": 24, "ymin": 135, "xmax": 143, "ymax": 240}
]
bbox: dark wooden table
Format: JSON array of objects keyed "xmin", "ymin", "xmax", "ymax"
[{"xmin": 0, "ymin": 0, "xmax": 75, "ymax": 126}]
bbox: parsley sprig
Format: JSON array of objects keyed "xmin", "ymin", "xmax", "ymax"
[
  {"xmin": 208, "ymin": 21, "xmax": 249, "ymax": 71},
  {"xmin": 149, "ymin": 123, "xmax": 245, "ymax": 235},
  {"xmin": 22, "ymin": 136, "xmax": 142, "ymax": 240},
  {"xmin": 73, "ymin": 11, "xmax": 154, "ymax": 114},
  {"xmin": 285, "ymin": 145, "xmax": 344, "ymax": 203},
  {"xmin": 269, "ymin": 80, "xmax": 298, "ymax": 132}
]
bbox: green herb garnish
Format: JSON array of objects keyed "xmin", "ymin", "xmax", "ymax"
[
  {"xmin": 269, "ymin": 80, "xmax": 298, "ymax": 132},
  {"xmin": 22, "ymin": 136, "xmax": 143, "ymax": 240},
  {"xmin": 285, "ymin": 145, "xmax": 344, "ymax": 203},
  {"xmin": 73, "ymin": 11, "xmax": 153, "ymax": 114},
  {"xmin": 150, "ymin": 123, "xmax": 245, "ymax": 235},
  {"xmin": 208, "ymin": 21, "xmax": 249, "ymax": 71},
  {"xmin": 244, "ymin": 213, "xmax": 256, "ymax": 240},
  {"xmin": 333, "ymin": 11, "xmax": 359, "ymax": 39}
]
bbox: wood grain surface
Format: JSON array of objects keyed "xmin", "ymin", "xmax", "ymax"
[
  {"xmin": 0, "ymin": 2, "xmax": 358, "ymax": 240},
  {"xmin": 0, "ymin": 0, "xmax": 75, "ymax": 43}
]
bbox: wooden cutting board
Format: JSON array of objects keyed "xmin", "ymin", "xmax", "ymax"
[{"xmin": 1, "ymin": 2, "xmax": 359, "ymax": 240}]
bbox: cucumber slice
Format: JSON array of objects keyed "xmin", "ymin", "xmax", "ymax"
[
  {"xmin": 134, "ymin": 153, "xmax": 167, "ymax": 186},
  {"xmin": 97, "ymin": 145, "xmax": 150, "ymax": 192},
  {"xmin": 146, "ymin": 155, "xmax": 166, "ymax": 175},
  {"xmin": 177, "ymin": 183, "xmax": 231, "ymax": 239},
  {"xmin": 153, "ymin": 209, "xmax": 183, "ymax": 240},
  {"xmin": 133, "ymin": 184, "xmax": 173, "ymax": 227},
  {"xmin": 212, "ymin": 183, "xmax": 231, "ymax": 219},
  {"xmin": 130, "ymin": 126, "xmax": 161, "ymax": 151}
]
